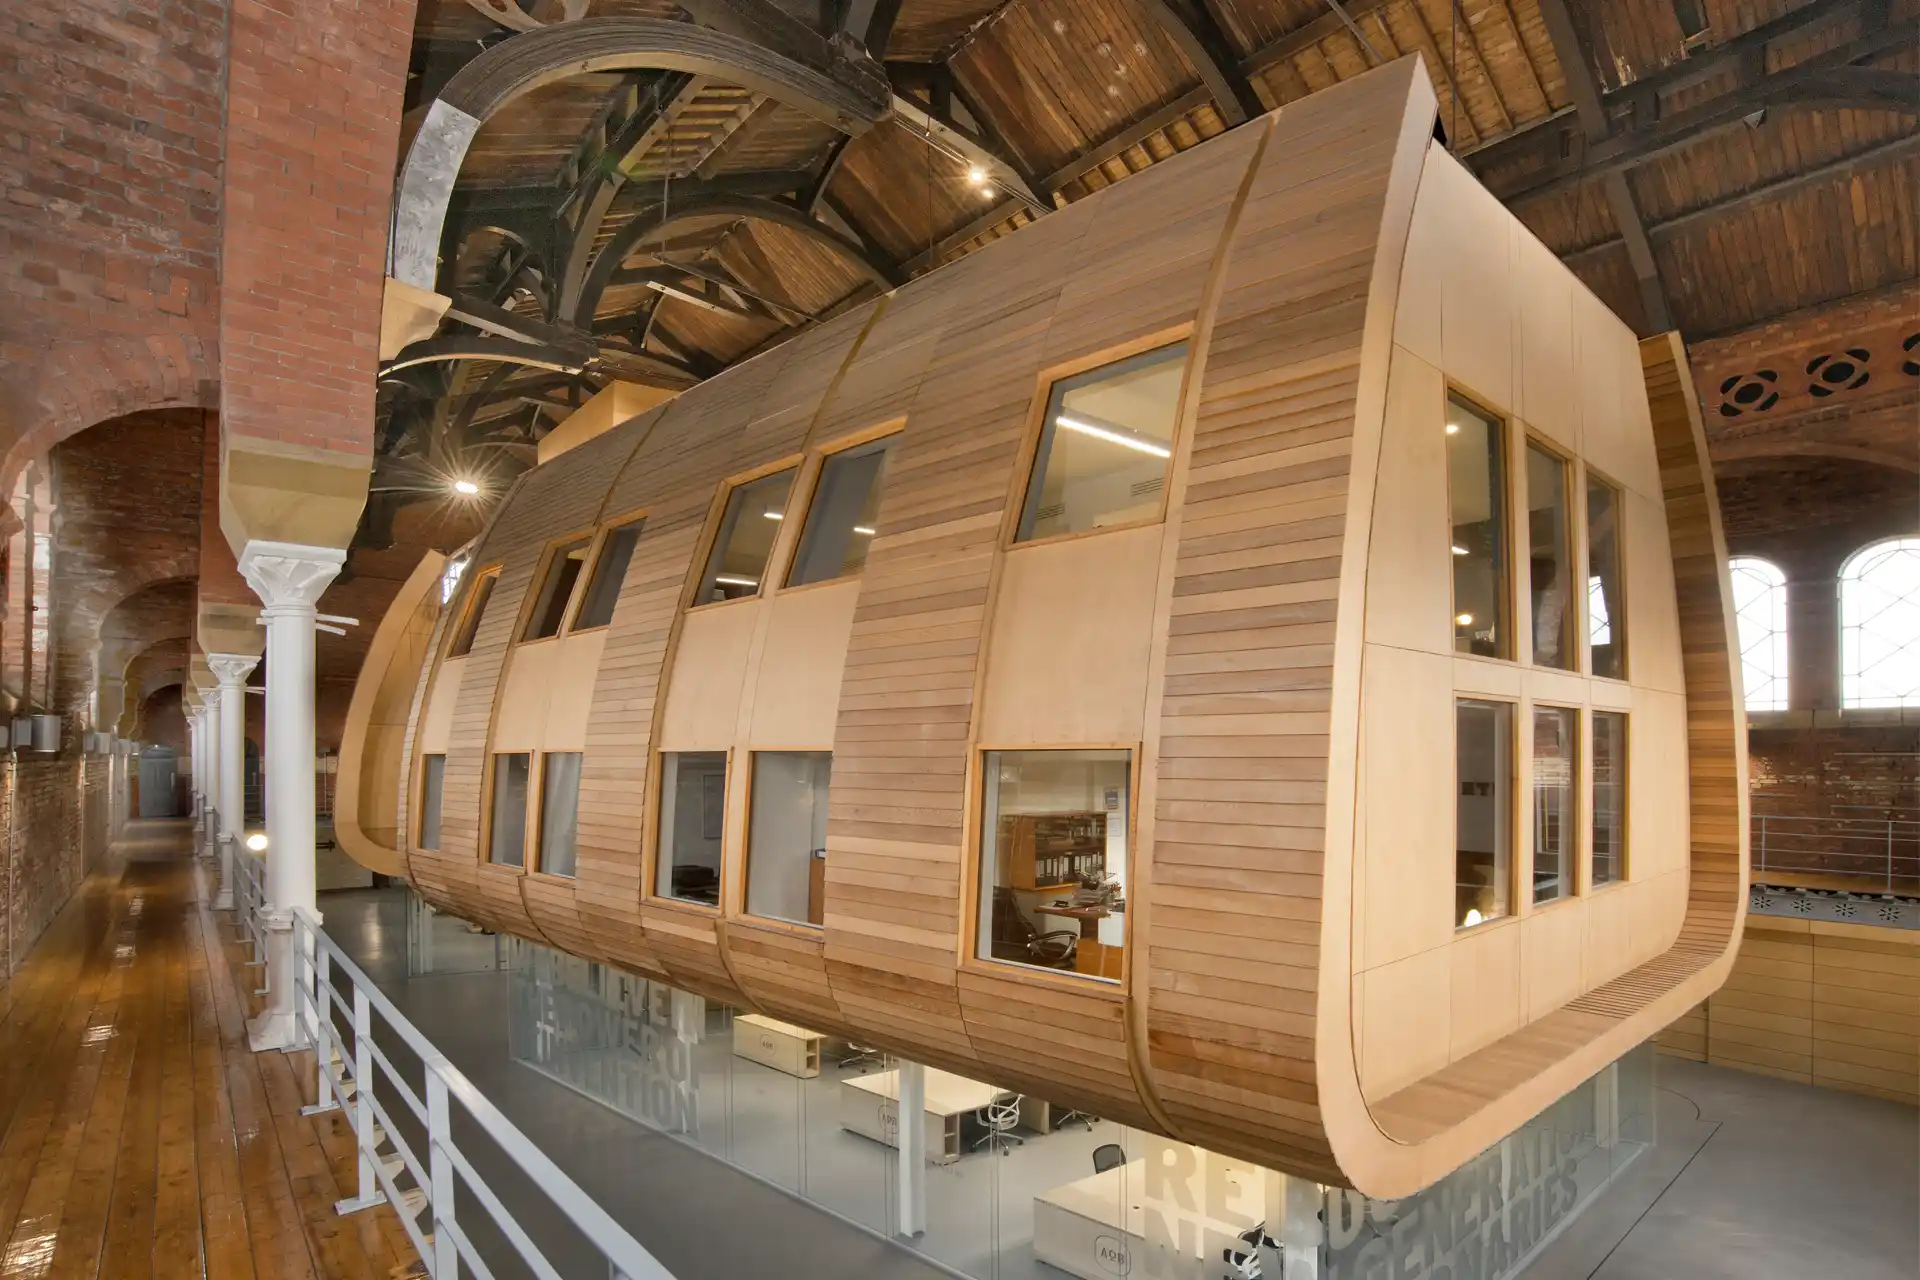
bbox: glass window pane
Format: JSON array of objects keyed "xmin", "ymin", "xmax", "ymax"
[
  {"xmin": 1840, "ymin": 537, "xmax": 1920, "ymax": 709},
  {"xmin": 1526, "ymin": 443, "xmax": 1575, "ymax": 670},
  {"xmin": 1016, "ymin": 345, "xmax": 1185, "ymax": 543},
  {"xmin": 447, "ymin": 571, "xmax": 496, "ymax": 657},
  {"xmin": 1586, "ymin": 476, "xmax": 1627, "ymax": 679},
  {"xmin": 1456, "ymin": 699, "xmax": 1511, "ymax": 927},
  {"xmin": 657, "ymin": 751, "xmax": 726, "ymax": 905},
  {"xmin": 489, "ymin": 753, "xmax": 531, "ymax": 867},
  {"xmin": 746, "ymin": 751, "xmax": 831, "ymax": 924},
  {"xmin": 524, "ymin": 538, "xmax": 590, "ymax": 640},
  {"xmin": 1592, "ymin": 711, "xmax": 1626, "ymax": 887},
  {"xmin": 573, "ymin": 521, "xmax": 645, "ymax": 630},
  {"xmin": 1531, "ymin": 705, "xmax": 1577, "ymax": 904},
  {"xmin": 539, "ymin": 752, "xmax": 582, "ymax": 878},
  {"xmin": 698, "ymin": 470, "xmax": 795, "ymax": 604},
  {"xmin": 788, "ymin": 441, "xmax": 892, "ymax": 586},
  {"xmin": 976, "ymin": 748, "xmax": 1130, "ymax": 982},
  {"xmin": 418, "ymin": 754, "xmax": 445, "ymax": 851},
  {"xmin": 1729, "ymin": 557, "xmax": 1789, "ymax": 711},
  {"xmin": 1447, "ymin": 398, "xmax": 1509, "ymax": 658}
]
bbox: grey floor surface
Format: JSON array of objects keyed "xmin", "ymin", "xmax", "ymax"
[{"xmin": 317, "ymin": 887, "xmax": 1920, "ymax": 1280}]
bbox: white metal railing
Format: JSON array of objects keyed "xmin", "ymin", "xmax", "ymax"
[
  {"xmin": 1752, "ymin": 811, "xmax": 1920, "ymax": 892},
  {"xmin": 228, "ymin": 854, "xmax": 673, "ymax": 1280},
  {"xmin": 234, "ymin": 846, "xmax": 270, "ymax": 995}
]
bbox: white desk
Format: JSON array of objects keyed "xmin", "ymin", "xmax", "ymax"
[
  {"xmin": 731, "ymin": 1014, "xmax": 823, "ymax": 1078},
  {"xmin": 840, "ymin": 1067, "xmax": 1008, "ymax": 1163},
  {"xmin": 1032, "ymin": 1156, "xmax": 1270, "ymax": 1280}
]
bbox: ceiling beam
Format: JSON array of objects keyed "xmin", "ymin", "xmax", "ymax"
[
  {"xmin": 1135, "ymin": 0, "xmax": 1265, "ymax": 126},
  {"xmin": 1242, "ymin": 0, "xmax": 1396, "ymax": 77},
  {"xmin": 383, "ymin": 334, "xmax": 699, "ymax": 389}
]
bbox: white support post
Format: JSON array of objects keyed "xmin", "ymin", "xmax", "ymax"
[
  {"xmin": 301, "ymin": 943, "xmax": 340, "ymax": 1113},
  {"xmin": 207, "ymin": 656, "xmax": 258, "ymax": 912},
  {"xmin": 335, "ymin": 983, "xmax": 388, "ymax": 1214},
  {"xmin": 895, "ymin": 1060, "xmax": 927, "ymax": 1238},
  {"xmin": 240, "ymin": 540, "xmax": 344, "ymax": 1054},
  {"xmin": 428, "ymin": 1071, "xmax": 460, "ymax": 1278}
]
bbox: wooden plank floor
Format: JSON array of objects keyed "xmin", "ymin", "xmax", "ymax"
[{"xmin": 0, "ymin": 818, "xmax": 420, "ymax": 1280}]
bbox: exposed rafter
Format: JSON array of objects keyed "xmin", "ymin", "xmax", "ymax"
[
  {"xmin": 383, "ymin": 334, "xmax": 698, "ymax": 389},
  {"xmin": 1135, "ymin": 0, "xmax": 1265, "ymax": 125}
]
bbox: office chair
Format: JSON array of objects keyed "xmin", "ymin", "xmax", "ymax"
[
  {"xmin": 836, "ymin": 1042, "xmax": 882, "ymax": 1072},
  {"xmin": 1053, "ymin": 1106, "xmax": 1095, "ymax": 1131},
  {"xmin": 1091, "ymin": 1143, "xmax": 1126, "ymax": 1174},
  {"xmin": 989, "ymin": 888, "xmax": 1076, "ymax": 968},
  {"xmin": 972, "ymin": 1093, "xmax": 1024, "ymax": 1154},
  {"xmin": 1223, "ymin": 1222, "xmax": 1277, "ymax": 1279}
]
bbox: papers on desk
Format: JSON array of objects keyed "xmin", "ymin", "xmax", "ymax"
[{"xmin": 1033, "ymin": 1144, "xmax": 1273, "ymax": 1280}]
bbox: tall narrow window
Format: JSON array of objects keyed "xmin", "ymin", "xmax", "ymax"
[
  {"xmin": 977, "ymin": 749, "xmax": 1131, "ymax": 982},
  {"xmin": 1586, "ymin": 476, "xmax": 1627, "ymax": 679},
  {"xmin": 1729, "ymin": 557, "xmax": 1789, "ymax": 711},
  {"xmin": 788, "ymin": 440, "xmax": 892, "ymax": 586},
  {"xmin": 1456, "ymin": 699, "xmax": 1512, "ymax": 928},
  {"xmin": 1526, "ymin": 443, "xmax": 1575, "ymax": 670},
  {"xmin": 1531, "ymin": 706, "xmax": 1577, "ymax": 904},
  {"xmin": 746, "ymin": 751, "xmax": 831, "ymax": 925},
  {"xmin": 1592, "ymin": 711, "xmax": 1627, "ymax": 887},
  {"xmin": 489, "ymin": 752, "xmax": 531, "ymax": 867},
  {"xmin": 1447, "ymin": 397, "xmax": 1509, "ymax": 659},
  {"xmin": 1016, "ymin": 345, "xmax": 1185, "ymax": 543},
  {"xmin": 1840, "ymin": 537, "xmax": 1920, "ymax": 709},
  {"xmin": 573, "ymin": 520, "xmax": 645, "ymax": 630},
  {"xmin": 418, "ymin": 754, "xmax": 446, "ymax": 851},
  {"xmin": 447, "ymin": 570, "xmax": 497, "ymax": 658},
  {"xmin": 698, "ymin": 470, "xmax": 795, "ymax": 604},
  {"xmin": 524, "ymin": 538, "xmax": 591, "ymax": 640},
  {"xmin": 539, "ymin": 752, "xmax": 582, "ymax": 878},
  {"xmin": 657, "ymin": 751, "xmax": 727, "ymax": 905}
]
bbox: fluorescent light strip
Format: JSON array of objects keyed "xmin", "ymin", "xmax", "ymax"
[
  {"xmin": 714, "ymin": 575, "xmax": 759, "ymax": 587},
  {"xmin": 763, "ymin": 511, "xmax": 783, "ymax": 520},
  {"xmin": 853, "ymin": 526, "xmax": 875, "ymax": 536},
  {"xmin": 1055, "ymin": 414, "xmax": 1171, "ymax": 459}
]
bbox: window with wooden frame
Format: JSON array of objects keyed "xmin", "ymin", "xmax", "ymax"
[
  {"xmin": 446, "ymin": 568, "xmax": 499, "ymax": 658},
  {"xmin": 1455, "ymin": 699, "xmax": 1513, "ymax": 928},
  {"xmin": 522, "ymin": 537, "xmax": 591, "ymax": 641},
  {"xmin": 1530, "ymin": 705, "xmax": 1578, "ymax": 904},
  {"xmin": 417, "ymin": 754, "xmax": 446, "ymax": 851},
  {"xmin": 696, "ymin": 470, "xmax": 796, "ymax": 604},
  {"xmin": 571, "ymin": 518, "xmax": 646, "ymax": 631},
  {"xmin": 787, "ymin": 438, "xmax": 894, "ymax": 587},
  {"xmin": 1446, "ymin": 396, "xmax": 1510, "ymax": 660},
  {"xmin": 745, "ymin": 750, "xmax": 831, "ymax": 925},
  {"xmin": 975, "ymin": 748, "xmax": 1132, "ymax": 983},
  {"xmin": 1015, "ymin": 344, "xmax": 1186, "ymax": 544},
  {"xmin": 1591, "ymin": 711, "xmax": 1627, "ymax": 887},
  {"xmin": 487, "ymin": 752, "xmax": 531, "ymax": 867},
  {"xmin": 655, "ymin": 751, "xmax": 727, "ymax": 906},
  {"xmin": 1524, "ymin": 440, "xmax": 1577, "ymax": 671},
  {"xmin": 537, "ymin": 752, "xmax": 583, "ymax": 878},
  {"xmin": 1585, "ymin": 473, "xmax": 1628, "ymax": 680}
]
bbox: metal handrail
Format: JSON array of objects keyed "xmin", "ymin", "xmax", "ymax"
[
  {"xmin": 231, "ymin": 851, "xmax": 672, "ymax": 1280},
  {"xmin": 1751, "ymin": 812, "xmax": 1920, "ymax": 892}
]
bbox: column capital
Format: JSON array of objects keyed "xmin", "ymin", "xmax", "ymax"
[
  {"xmin": 238, "ymin": 540, "xmax": 346, "ymax": 617},
  {"xmin": 206, "ymin": 652, "xmax": 259, "ymax": 688}
]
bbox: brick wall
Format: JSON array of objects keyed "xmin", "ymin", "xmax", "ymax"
[{"xmin": 1, "ymin": 756, "xmax": 87, "ymax": 977}]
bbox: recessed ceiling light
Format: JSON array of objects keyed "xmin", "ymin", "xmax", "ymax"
[
  {"xmin": 452, "ymin": 478, "xmax": 480, "ymax": 495},
  {"xmin": 1056, "ymin": 414, "xmax": 1171, "ymax": 458},
  {"xmin": 1455, "ymin": 613, "xmax": 1474, "ymax": 626},
  {"xmin": 1452, "ymin": 545, "xmax": 1469, "ymax": 556}
]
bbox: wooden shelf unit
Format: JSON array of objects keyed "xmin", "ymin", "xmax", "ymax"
[{"xmin": 998, "ymin": 813, "xmax": 1109, "ymax": 891}]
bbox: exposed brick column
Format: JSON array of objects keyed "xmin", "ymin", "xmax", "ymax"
[{"xmin": 216, "ymin": 0, "xmax": 417, "ymax": 556}]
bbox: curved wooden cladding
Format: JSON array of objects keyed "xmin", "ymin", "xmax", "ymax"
[
  {"xmin": 384, "ymin": 57, "xmax": 1748, "ymax": 1194},
  {"xmin": 332, "ymin": 550, "xmax": 446, "ymax": 877}
]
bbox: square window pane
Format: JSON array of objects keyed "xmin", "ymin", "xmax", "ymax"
[
  {"xmin": 657, "ymin": 751, "xmax": 726, "ymax": 905},
  {"xmin": 1526, "ymin": 444, "xmax": 1575, "ymax": 670},
  {"xmin": 524, "ymin": 538, "xmax": 590, "ymax": 640},
  {"xmin": 418, "ymin": 754, "xmax": 445, "ymax": 851},
  {"xmin": 1532, "ymin": 705, "xmax": 1577, "ymax": 904},
  {"xmin": 788, "ymin": 441, "xmax": 892, "ymax": 586},
  {"xmin": 977, "ymin": 749, "xmax": 1130, "ymax": 982},
  {"xmin": 539, "ymin": 752, "xmax": 582, "ymax": 878},
  {"xmin": 574, "ymin": 521, "xmax": 645, "ymax": 630},
  {"xmin": 1456, "ymin": 699, "xmax": 1511, "ymax": 927},
  {"xmin": 1587, "ymin": 477, "xmax": 1627, "ymax": 679},
  {"xmin": 489, "ymin": 753, "xmax": 531, "ymax": 867},
  {"xmin": 448, "ymin": 572, "xmax": 496, "ymax": 657},
  {"xmin": 746, "ymin": 751, "xmax": 831, "ymax": 924},
  {"xmin": 698, "ymin": 471, "xmax": 795, "ymax": 604},
  {"xmin": 1447, "ymin": 399, "xmax": 1509, "ymax": 658},
  {"xmin": 1592, "ymin": 711, "xmax": 1627, "ymax": 887},
  {"xmin": 1016, "ymin": 345, "xmax": 1185, "ymax": 543}
]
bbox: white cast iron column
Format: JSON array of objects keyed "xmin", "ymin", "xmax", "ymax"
[
  {"xmin": 207, "ymin": 654, "xmax": 258, "ymax": 910},
  {"xmin": 200, "ymin": 697, "xmax": 222, "ymax": 861},
  {"xmin": 240, "ymin": 541, "xmax": 344, "ymax": 1053}
]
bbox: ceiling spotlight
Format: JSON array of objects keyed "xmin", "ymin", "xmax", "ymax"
[
  {"xmin": 452, "ymin": 478, "xmax": 480, "ymax": 496},
  {"xmin": 1444, "ymin": 423, "xmax": 1460, "ymax": 436},
  {"xmin": 1451, "ymin": 545, "xmax": 1469, "ymax": 556},
  {"xmin": 967, "ymin": 165, "xmax": 988, "ymax": 185},
  {"xmin": 245, "ymin": 832, "xmax": 269, "ymax": 852},
  {"xmin": 1455, "ymin": 613, "xmax": 1474, "ymax": 627},
  {"xmin": 979, "ymin": 185, "xmax": 996, "ymax": 200}
]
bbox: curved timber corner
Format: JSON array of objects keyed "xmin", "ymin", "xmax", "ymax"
[{"xmin": 351, "ymin": 55, "xmax": 1750, "ymax": 1196}]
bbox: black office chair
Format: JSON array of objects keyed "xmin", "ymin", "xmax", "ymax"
[
  {"xmin": 1091, "ymin": 1143, "xmax": 1126, "ymax": 1174},
  {"xmin": 989, "ymin": 887, "xmax": 1076, "ymax": 968}
]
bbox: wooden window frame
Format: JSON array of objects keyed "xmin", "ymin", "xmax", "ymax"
[
  {"xmin": 414, "ymin": 752, "xmax": 447, "ymax": 852},
  {"xmin": 646, "ymin": 747, "xmax": 731, "ymax": 912},
  {"xmin": 445, "ymin": 565, "xmax": 501, "ymax": 659},
  {"xmin": 565, "ymin": 509, "xmax": 649, "ymax": 634},
  {"xmin": 1521, "ymin": 433, "xmax": 1580, "ymax": 674},
  {"xmin": 518, "ymin": 532, "xmax": 595, "ymax": 644},
  {"xmin": 480, "ymin": 750, "xmax": 533, "ymax": 872},
  {"xmin": 739, "ymin": 747, "xmax": 833, "ymax": 931},
  {"xmin": 686, "ymin": 460, "xmax": 802, "ymax": 613},
  {"xmin": 1454, "ymin": 696, "xmax": 1518, "ymax": 932},
  {"xmin": 1581, "ymin": 466, "xmax": 1629, "ymax": 683},
  {"xmin": 1443, "ymin": 389, "xmax": 1515, "ymax": 665},
  {"xmin": 782, "ymin": 423, "xmax": 903, "ymax": 592}
]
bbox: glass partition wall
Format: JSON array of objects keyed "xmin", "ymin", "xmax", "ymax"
[{"xmin": 507, "ymin": 937, "xmax": 1655, "ymax": 1280}]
